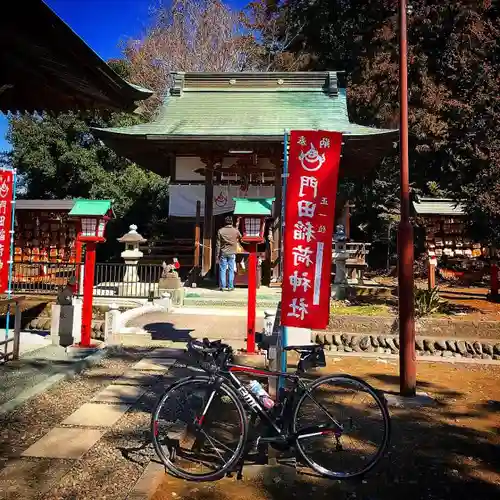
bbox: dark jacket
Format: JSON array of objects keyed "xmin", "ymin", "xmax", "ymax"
[{"xmin": 216, "ymin": 225, "xmax": 241, "ymax": 256}]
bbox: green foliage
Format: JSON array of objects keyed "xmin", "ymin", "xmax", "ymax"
[
  {"xmin": 281, "ymin": 0, "xmax": 500, "ymax": 246},
  {"xmin": 414, "ymin": 286, "xmax": 441, "ymax": 318},
  {"xmin": 6, "ymin": 110, "xmax": 169, "ymax": 260}
]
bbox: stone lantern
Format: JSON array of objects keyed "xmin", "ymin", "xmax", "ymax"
[
  {"xmin": 118, "ymin": 225, "xmax": 146, "ymax": 293},
  {"xmin": 332, "ymin": 224, "xmax": 349, "ymax": 300}
]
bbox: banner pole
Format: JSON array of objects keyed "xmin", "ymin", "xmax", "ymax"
[
  {"xmin": 279, "ymin": 131, "xmax": 289, "ymax": 388},
  {"xmin": 5, "ymin": 168, "xmax": 17, "ymax": 348}
]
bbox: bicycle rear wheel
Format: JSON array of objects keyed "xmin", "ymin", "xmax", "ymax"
[
  {"xmin": 293, "ymin": 374, "xmax": 390, "ymax": 479},
  {"xmin": 151, "ymin": 376, "xmax": 248, "ymax": 481}
]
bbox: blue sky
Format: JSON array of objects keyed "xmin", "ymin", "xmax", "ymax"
[{"xmin": 0, "ymin": 0, "xmax": 246, "ymax": 152}]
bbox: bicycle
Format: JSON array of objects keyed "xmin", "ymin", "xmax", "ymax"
[{"xmin": 151, "ymin": 338, "xmax": 391, "ymax": 482}]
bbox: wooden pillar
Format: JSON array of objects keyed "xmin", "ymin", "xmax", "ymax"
[
  {"xmin": 428, "ymin": 261, "xmax": 436, "ymax": 290},
  {"xmin": 344, "ymin": 200, "xmax": 351, "ymax": 240},
  {"xmin": 202, "ymin": 165, "xmax": 214, "ymax": 276},
  {"xmin": 271, "ymin": 159, "xmax": 282, "ymax": 283},
  {"xmin": 194, "ymin": 200, "xmax": 201, "ymax": 276}
]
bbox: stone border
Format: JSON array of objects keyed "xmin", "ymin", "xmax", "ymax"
[{"xmin": 315, "ymin": 332, "xmax": 500, "ymax": 361}]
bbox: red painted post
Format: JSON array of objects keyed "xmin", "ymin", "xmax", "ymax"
[
  {"xmin": 246, "ymin": 243, "xmax": 257, "ymax": 354},
  {"xmin": 491, "ymin": 263, "xmax": 499, "ymax": 297},
  {"xmin": 398, "ymin": 0, "xmax": 416, "ymax": 397},
  {"xmin": 80, "ymin": 241, "xmax": 97, "ymax": 347}
]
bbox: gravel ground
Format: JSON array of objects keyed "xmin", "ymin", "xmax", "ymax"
[
  {"xmin": 0, "ymin": 346, "xmax": 163, "ymax": 500},
  {"xmin": 0, "ymin": 345, "xmax": 89, "ymax": 407}
]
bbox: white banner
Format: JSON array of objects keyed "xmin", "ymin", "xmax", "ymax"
[{"xmin": 169, "ymin": 184, "xmax": 275, "ymax": 217}]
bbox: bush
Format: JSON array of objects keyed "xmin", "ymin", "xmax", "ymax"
[{"xmin": 414, "ymin": 287, "xmax": 442, "ymax": 318}]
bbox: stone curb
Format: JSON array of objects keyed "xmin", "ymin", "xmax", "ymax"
[{"xmin": 0, "ymin": 346, "xmax": 109, "ymax": 417}]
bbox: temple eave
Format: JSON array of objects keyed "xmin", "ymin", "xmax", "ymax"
[{"xmin": 96, "ymin": 130, "xmax": 397, "ymax": 179}]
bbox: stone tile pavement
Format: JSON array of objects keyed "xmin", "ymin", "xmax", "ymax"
[{"xmin": 0, "ymin": 347, "xmax": 184, "ymax": 500}]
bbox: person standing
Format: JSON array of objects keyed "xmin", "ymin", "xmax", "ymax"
[{"xmin": 216, "ymin": 215, "xmax": 241, "ymax": 291}]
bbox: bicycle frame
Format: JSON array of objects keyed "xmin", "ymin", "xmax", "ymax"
[{"xmin": 197, "ymin": 362, "xmax": 344, "ymax": 443}]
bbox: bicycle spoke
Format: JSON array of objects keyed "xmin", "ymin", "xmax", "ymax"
[
  {"xmin": 199, "ymin": 430, "xmax": 228, "ymax": 464},
  {"xmin": 293, "ymin": 375, "xmax": 390, "ymax": 479},
  {"xmin": 152, "ymin": 377, "xmax": 247, "ymax": 481}
]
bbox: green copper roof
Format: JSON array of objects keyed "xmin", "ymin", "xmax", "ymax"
[
  {"xmin": 69, "ymin": 199, "xmax": 114, "ymax": 217},
  {"xmin": 94, "ymin": 72, "xmax": 396, "ymax": 140},
  {"xmin": 233, "ymin": 198, "xmax": 275, "ymax": 216}
]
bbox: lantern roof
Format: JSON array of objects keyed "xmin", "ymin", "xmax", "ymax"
[
  {"xmin": 233, "ymin": 197, "xmax": 275, "ymax": 216},
  {"xmin": 69, "ymin": 199, "xmax": 114, "ymax": 217},
  {"xmin": 118, "ymin": 224, "xmax": 147, "ymax": 244}
]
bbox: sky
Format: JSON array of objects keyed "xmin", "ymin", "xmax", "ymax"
[{"xmin": 0, "ymin": 0, "xmax": 246, "ymax": 152}]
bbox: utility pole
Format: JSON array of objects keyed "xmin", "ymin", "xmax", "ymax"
[{"xmin": 398, "ymin": 0, "xmax": 416, "ymax": 396}]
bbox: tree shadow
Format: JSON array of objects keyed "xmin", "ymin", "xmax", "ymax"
[
  {"xmin": 366, "ymin": 373, "xmax": 464, "ymax": 399},
  {"xmin": 140, "ymin": 322, "xmax": 195, "ymax": 342}
]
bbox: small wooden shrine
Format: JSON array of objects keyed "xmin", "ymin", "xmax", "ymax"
[
  {"xmin": 95, "ymin": 71, "xmax": 399, "ymax": 283},
  {"xmin": 14, "ymin": 199, "xmax": 117, "ymax": 264},
  {"xmin": 413, "ymin": 197, "xmax": 484, "ymax": 263},
  {"xmin": 14, "ymin": 200, "xmax": 79, "ymax": 263}
]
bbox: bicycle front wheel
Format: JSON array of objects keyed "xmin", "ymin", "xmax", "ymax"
[
  {"xmin": 151, "ymin": 376, "xmax": 248, "ymax": 481},
  {"xmin": 293, "ymin": 374, "xmax": 390, "ymax": 479}
]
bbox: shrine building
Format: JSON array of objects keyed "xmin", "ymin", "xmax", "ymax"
[{"xmin": 95, "ymin": 71, "xmax": 398, "ymax": 283}]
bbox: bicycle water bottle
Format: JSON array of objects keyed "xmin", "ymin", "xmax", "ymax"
[{"xmin": 248, "ymin": 380, "xmax": 275, "ymax": 410}]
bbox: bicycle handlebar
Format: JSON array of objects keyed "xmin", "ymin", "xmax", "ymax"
[{"xmin": 187, "ymin": 338, "xmax": 233, "ymax": 372}]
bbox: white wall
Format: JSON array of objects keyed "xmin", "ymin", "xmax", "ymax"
[{"xmin": 175, "ymin": 157, "xmax": 206, "ymax": 181}]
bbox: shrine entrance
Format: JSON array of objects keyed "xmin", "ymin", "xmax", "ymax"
[{"xmin": 95, "ymin": 71, "xmax": 398, "ymax": 288}]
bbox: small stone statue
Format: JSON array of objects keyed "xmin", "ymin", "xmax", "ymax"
[
  {"xmin": 56, "ymin": 276, "xmax": 77, "ymax": 306},
  {"xmin": 161, "ymin": 258, "xmax": 180, "ymax": 278},
  {"xmin": 334, "ymin": 224, "xmax": 347, "ymax": 242}
]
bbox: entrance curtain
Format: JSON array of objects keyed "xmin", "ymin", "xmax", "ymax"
[{"xmin": 169, "ymin": 184, "xmax": 275, "ymax": 217}]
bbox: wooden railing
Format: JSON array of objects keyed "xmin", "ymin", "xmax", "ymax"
[{"xmin": 0, "ymin": 297, "xmax": 24, "ymax": 363}]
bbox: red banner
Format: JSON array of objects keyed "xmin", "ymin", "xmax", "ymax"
[
  {"xmin": 0, "ymin": 169, "xmax": 14, "ymax": 294},
  {"xmin": 281, "ymin": 131, "xmax": 342, "ymax": 329}
]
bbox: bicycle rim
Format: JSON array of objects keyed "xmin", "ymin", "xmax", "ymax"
[
  {"xmin": 151, "ymin": 376, "xmax": 248, "ymax": 481},
  {"xmin": 293, "ymin": 374, "xmax": 390, "ymax": 479}
]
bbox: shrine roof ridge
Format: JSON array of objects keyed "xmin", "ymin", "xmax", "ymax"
[{"xmin": 171, "ymin": 71, "xmax": 344, "ymax": 95}]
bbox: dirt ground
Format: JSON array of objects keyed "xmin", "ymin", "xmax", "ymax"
[
  {"xmin": 369, "ymin": 277, "xmax": 500, "ymax": 320},
  {"xmin": 152, "ymin": 357, "xmax": 500, "ymax": 500}
]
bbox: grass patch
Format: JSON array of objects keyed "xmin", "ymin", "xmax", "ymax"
[{"xmin": 330, "ymin": 302, "xmax": 393, "ymax": 316}]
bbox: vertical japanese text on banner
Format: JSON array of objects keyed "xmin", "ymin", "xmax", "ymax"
[{"xmin": 281, "ymin": 131, "xmax": 342, "ymax": 330}]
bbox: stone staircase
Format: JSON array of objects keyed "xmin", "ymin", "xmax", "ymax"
[{"xmin": 183, "ymin": 287, "xmax": 281, "ymax": 309}]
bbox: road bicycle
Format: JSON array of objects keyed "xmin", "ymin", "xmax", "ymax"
[{"xmin": 151, "ymin": 338, "xmax": 390, "ymax": 482}]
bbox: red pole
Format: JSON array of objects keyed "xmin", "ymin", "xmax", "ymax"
[
  {"xmin": 491, "ymin": 263, "xmax": 499, "ymax": 297},
  {"xmin": 80, "ymin": 241, "xmax": 97, "ymax": 347},
  {"xmin": 246, "ymin": 243, "xmax": 257, "ymax": 354},
  {"xmin": 398, "ymin": 0, "xmax": 416, "ymax": 397}
]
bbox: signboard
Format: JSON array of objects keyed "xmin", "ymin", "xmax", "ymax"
[
  {"xmin": 281, "ymin": 131, "xmax": 342, "ymax": 329},
  {"xmin": 0, "ymin": 169, "xmax": 14, "ymax": 294}
]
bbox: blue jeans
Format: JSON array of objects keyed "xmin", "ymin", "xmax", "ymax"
[{"xmin": 219, "ymin": 254, "xmax": 236, "ymax": 289}]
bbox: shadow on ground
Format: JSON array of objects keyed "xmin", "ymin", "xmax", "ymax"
[
  {"xmin": 141, "ymin": 322, "xmax": 194, "ymax": 342},
  {"xmin": 149, "ymin": 357, "xmax": 500, "ymax": 500}
]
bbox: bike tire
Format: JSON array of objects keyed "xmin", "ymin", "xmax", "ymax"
[
  {"xmin": 151, "ymin": 375, "xmax": 248, "ymax": 481},
  {"xmin": 292, "ymin": 374, "xmax": 390, "ymax": 480}
]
